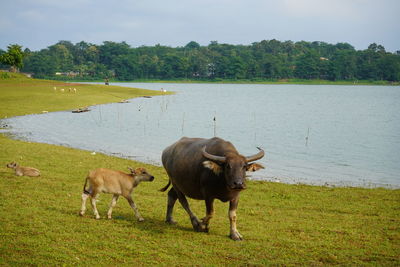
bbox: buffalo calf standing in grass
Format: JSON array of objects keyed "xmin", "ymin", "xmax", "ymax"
[
  {"xmin": 6, "ymin": 161, "xmax": 40, "ymax": 177},
  {"xmin": 79, "ymin": 167, "xmax": 154, "ymax": 221}
]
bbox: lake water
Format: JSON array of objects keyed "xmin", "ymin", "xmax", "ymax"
[{"xmin": 1, "ymin": 83, "xmax": 400, "ymax": 188}]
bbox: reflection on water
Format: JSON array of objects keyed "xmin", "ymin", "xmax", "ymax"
[{"xmin": 2, "ymin": 83, "xmax": 400, "ymax": 188}]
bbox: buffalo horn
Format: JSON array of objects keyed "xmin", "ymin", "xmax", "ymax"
[
  {"xmin": 202, "ymin": 146, "xmax": 226, "ymax": 163},
  {"xmin": 245, "ymin": 147, "xmax": 265, "ymax": 162}
]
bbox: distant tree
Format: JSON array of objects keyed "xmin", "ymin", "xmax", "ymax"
[
  {"xmin": 187, "ymin": 49, "xmax": 208, "ymax": 78},
  {"xmin": 74, "ymin": 41, "xmax": 90, "ymax": 65},
  {"xmin": 99, "ymin": 41, "xmax": 131, "ymax": 67},
  {"xmin": 185, "ymin": 41, "xmax": 200, "ymax": 50},
  {"xmin": 227, "ymin": 54, "xmax": 246, "ymax": 79},
  {"xmin": 295, "ymin": 51, "xmax": 320, "ymax": 79},
  {"xmin": 160, "ymin": 53, "xmax": 187, "ymax": 79},
  {"xmin": 0, "ymin": 49, "xmax": 7, "ymax": 69},
  {"xmin": 22, "ymin": 51, "xmax": 55, "ymax": 76},
  {"xmin": 356, "ymin": 46, "xmax": 383, "ymax": 80},
  {"xmin": 17, "ymin": 39, "xmax": 400, "ymax": 82},
  {"xmin": 330, "ymin": 50, "xmax": 357, "ymax": 80},
  {"xmin": 112, "ymin": 54, "xmax": 140, "ymax": 80},
  {"xmin": 86, "ymin": 45, "xmax": 100, "ymax": 63},
  {"xmin": 335, "ymin": 42, "xmax": 355, "ymax": 51},
  {"xmin": 377, "ymin": 54, "xmax": 400, "ymax": 81},
  {"xmin": 0, "ymin": 44, "xmax": 24, "ymax": 72},
  {"xmin": 48, "ymin": 43, "xmax": 74, "ymax": 72},
  {"xmin": 261, "ymin": 54, "xmax": 280, "ymax": 78},
  {"xmin": 367, "ymin": 43, "xmax": 386, "ymax": 53}
]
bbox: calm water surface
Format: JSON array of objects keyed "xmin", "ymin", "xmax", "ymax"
[{"xmin": 2, "ymin": 83, "xmax": 399, "ymax": 188}]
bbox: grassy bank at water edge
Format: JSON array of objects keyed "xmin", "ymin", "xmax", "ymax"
[
  {"xmin": 0, "ymin": 71, "xmax": 168, "ymax": 119},
  {"xmin": 0, "ymin": 73, "xmax": 399, "ymax": 266}
]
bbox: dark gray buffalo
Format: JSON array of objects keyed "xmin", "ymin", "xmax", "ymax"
[{"xmin": 160, "ymin": 137, "xmax": 264, "ymax": 240}]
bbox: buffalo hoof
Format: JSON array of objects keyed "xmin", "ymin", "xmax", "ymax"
[
  {"xmin": 137, "ymin": 217, "xmax": 145, "ymax": 222},
  {"xmin": 165, "ymin": 218, "xmax": 177, "ymax": 224},
  {"xmin": 201, "ymin": 219, "xmax": 210, "ymax": 232},
  {"xmin": 198, "ymin": 224, "xmax": 209, "ymax": 233},
  {"xmin": 230, "ymin": 231, "xmax": 243, "ymax": 241},
  {"xmin": 192, "ymin": 218, "xmax": 208, "ymax": 232}
]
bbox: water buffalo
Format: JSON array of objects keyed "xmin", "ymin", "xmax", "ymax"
[{"xmin": 160, "ymin": 137, "xmax": 264, "ymax": 240}]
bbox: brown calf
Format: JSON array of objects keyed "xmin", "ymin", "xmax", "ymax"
[
  {"xmin": 6, "ymin": 162, "xmax": 40, "ymax": 177},
  {"xmin": 79, "ymin": 167, "xmax": 154, "ymax": 221}
]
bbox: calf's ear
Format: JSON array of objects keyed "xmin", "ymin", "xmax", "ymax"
[
  {"xmin": 128, "ymin": 167, "xmax": 136, "ymax": 174},
  {"xmin": 203, "ymin": 161, "xmax": 222, "ymax": 175},
  {"xmin": 246, "ymin": 163, "xmax": 264, "ymax": 172}
]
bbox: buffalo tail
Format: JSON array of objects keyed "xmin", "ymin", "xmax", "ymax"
[{"xmin": 159, "ymin": 180, "xmax": 171, "ymax": 192}]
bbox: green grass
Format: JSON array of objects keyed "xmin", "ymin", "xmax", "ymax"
[
  {"xmin": 0, "ymin": 72, "xmax": 168, "ymax": 119},
  {"xmin": 0, "ymin": 73, "xmax": 399, "ymax": 266}
]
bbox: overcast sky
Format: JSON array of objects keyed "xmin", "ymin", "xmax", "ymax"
[{"xmin": 1, "ymin": 0, "xmax": 399, "ymax": 52}]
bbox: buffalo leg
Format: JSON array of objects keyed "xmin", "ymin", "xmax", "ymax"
[
  {"xmin": 175, "ymin": 188, "xmax": 207, "ymax": 232},
  {"xmin": 229, "ymin": 197, "xmax": 243, "ymax": 241},
  {"xmin": 166, "ymin": 188, "xmax": 178, "ymax": 224},
  {"xmin": 201, "ymin": 198, "xmax": 215, "ymax": 231}
]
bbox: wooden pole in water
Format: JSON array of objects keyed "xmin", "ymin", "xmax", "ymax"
[
  {"xmin": 253, "ymin": 111, "xmax": 257, "ymax": 144},
  {"xmin": 99, "ymin": 105, "xmax": 102, "ymax": 123},
  {"xmin": 181, "ymin": 112, "xmax": 185, "ymax": 135},
  {"xmin": 305, "ymin": 127, "xmax": 310, "ymax": 147},
  {"xmin": 213, "ymin": 112, "xmax": 217, "ymax": 137},
  {"xmin": 117, "ymin": 106, "xmax": 120, "ymax": 131}
]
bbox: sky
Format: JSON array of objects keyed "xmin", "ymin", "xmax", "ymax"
[{"xmin": 1, "ymin": 0, "xmax": 399, "ymax": 52}]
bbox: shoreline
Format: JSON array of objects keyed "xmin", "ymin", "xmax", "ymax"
[
  {"xmin": 2, "ymin": 124, "xmax": 398, "ymax": 190},
  {"xmin": 36, "ymin": 77, "xmax": 400, "ymax": 86},
  {"xmin": 1, "ymin": 76, "xmax": 397, "ymax": 189}
]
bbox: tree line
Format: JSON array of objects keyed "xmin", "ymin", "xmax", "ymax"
[{"xmin": 1, "ymin": 40, "xmax": 399, "ymax": 81}]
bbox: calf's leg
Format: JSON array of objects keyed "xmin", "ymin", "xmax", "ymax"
[
  {"xmin": 107, "ymin": 194, "xmax": 119, "ymax": 219},
  {"xmin": 126, "ymin": 195, "xmax": 144, "ymax": 222},
  {"xmin": 90, "ymin": 193, "xmax": 101, "ymax": 219},
  {"xmin": 79, "ymin": 192, "xmax": 89, "ymax": 216}
]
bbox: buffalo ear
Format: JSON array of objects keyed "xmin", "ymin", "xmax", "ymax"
[
  {"xmin": 202, "ymin": 161, "xmax": 222, "ymax": 175},
  {"xmin": 246, "ymin": 163, "xmax": 264, "ymax": 172}
]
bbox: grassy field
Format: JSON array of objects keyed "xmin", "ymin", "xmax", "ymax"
[
  {"xmin": 0, "ymin": 73, "xmax": 399, "ymax": 266},
  {"xmin": 0, "ymin": 72, "xmax": 167, "ymax": 119}
]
